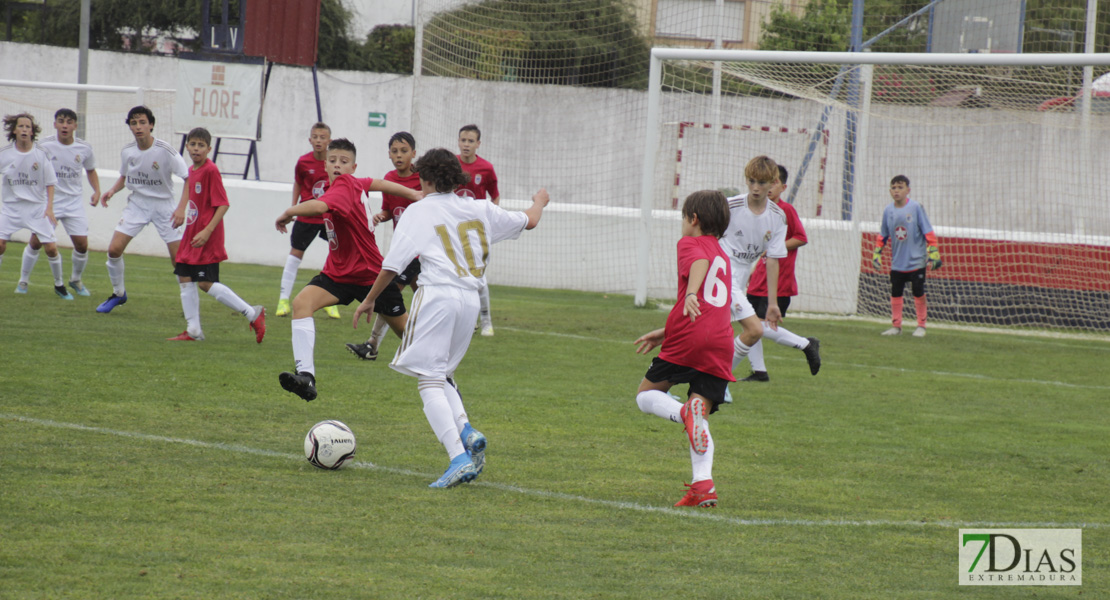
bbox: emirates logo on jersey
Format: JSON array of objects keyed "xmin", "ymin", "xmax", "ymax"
[
  {"xmin": 324, "ymin": 217, "xmax": 338, "ymax": 251},
  {"xmin": 185, "ymin": 200, "xmax": 199, "ymax": 226},
  {"xmin": 895, "ymin": 225, "xmax": 908, "ymax": 241},
  {"xmin": 312, "ymin": 180, "xmax": 327, "ymax": 199}
]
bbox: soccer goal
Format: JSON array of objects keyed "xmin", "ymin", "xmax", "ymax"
[
  {"xmin": 0, "ymin": 80, "xmax": 175, "ymax": 172},
  {"xmin": 639, "ymin": 49, "xmax": 1110, "ymax": 332}
]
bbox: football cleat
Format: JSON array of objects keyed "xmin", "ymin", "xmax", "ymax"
[
  {"xmin": 428, "ymin": 453, "xmax": 478, "ymax": 488},
  {"xmin": 803, "ymin": 337, "xmax": 821, "ymax": 375},
  {"xmin": 674, "ymin": 480, "xmax": 718, "ymax": 508},
  {"xmin": 722, "ymin": 386, "xmax": 734, "ymax": 404},
  {"xmin": 15, "ymin": 281, "xmax": 28, "ymax": 294},
  {"xmin": 167, "ymin": 330, "xmax": 205, "ymax": 341},
  {"xmin": 68, "ymin": 280, "xmax": 91, "ymax": 297},
  {"xmin": 345, "ymin": 341, "xmax": 378, "ymax": 360},
  {"xmin": 480, "ymin": 322, "xmax": 494, "ymax": 337},
  {"xmin": 279, "ymin": 370, "xmax": 317, "ymax": 402},
  {"xmin": 54, "ymin": 285, "xmax": 74, "ymax": 300},
  {"xmin": 275, "ymin": 298, "xmax": 291, "ymax": 317},
  {"xmin": 913, "ymin": 326, "xmax": 927, "ymax": 338},
  {"xmin": 249, "ymin": 306, "xmax": 266, "ymax": 343},
  {"xmin": 881, "ymin": 327, "xmax": 901, "ymax": 336},
  {"xmin": 740, "ymin": 371, "xmax": 769, "ymax": 383},
  {"xmin": 96, "ymin": 292, "xmax": 127, "ymax": 313},
  {"xmin": 680, "ymin": 397, "xmax": 709, "ymax": 455},
  {"xmin": 461, "ymin": 423, "xmax": 486, "ymax": 477},
  {"xmin": 324, "ymin": 305, "xmax": 340, "ymax": 319}
]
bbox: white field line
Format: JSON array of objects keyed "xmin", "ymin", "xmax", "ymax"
[
  {"xmin": 4, "ymin": 414, "xmax": 1105, "ymax": 530},
  {"xmin": 497, "ymin": 327, "xmax": 1110, "ymax": 392}
]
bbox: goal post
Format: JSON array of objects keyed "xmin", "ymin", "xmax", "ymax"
[{"xmin": 639, "ymin": 49, "xmax": 1110, "ymax": 333}]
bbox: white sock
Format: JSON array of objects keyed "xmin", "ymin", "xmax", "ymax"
[
  {"xmin": 635, "ymin": 389, "xmax": 683, "ymax": 424},
  {"xmin": 761, "ymin": 322, "xmax": 808, "ymax": 349},
  {"xmin": 291, "ymin": 317, "xmax": 316, "ymax": 376},
  {"xmin": 70, "ymin": 250, "xmax": 88, "ymax": 282},
  {"xmin": 748, "ymin": 339, "xmax": 767, "ymax": 372},
  {"xmin": 418, "ymin": 376, "xmax": 466, "ymax": 459},
  {"xmin": 280, "ymin": 255, "xmax": 301, "ymax": 300},
  {"xmin": 206, "ymin": 282, "xmax": 257, "ymax": 320},
  {"xmin": 444, "ymin": 378, "xmax": 470, "ymax": 432},
  {"xmin": 0, "ymin": 254, "xmax": 4, "ymax": 269},
  {"xmin": 47, "ymin": 253, "xmax": 64, "ymax": 286},
  {"xmin": 690, "ymin": 419, "xmax": 714, "ymax": 483},
  {"xmin": 368, "ymin": 315, "xmax": 390, "ymax": 347},
  {"xmin": 179, "ymin": 282, "xmax": 202, "ymax": 336},
  {"xmin": 478, "ymin": 281, "xmax": 491, "ymax": 323},
  {"xmin": 106, "ymin": 256, "xmax": 125, "ymax": 295},
  {"xmin": 731, "ymin": 336, "xmax": 752, "ymax": 370},
  {"xmin": 19, "ymin": 246, "xmax": 39, "ymax": 284}
]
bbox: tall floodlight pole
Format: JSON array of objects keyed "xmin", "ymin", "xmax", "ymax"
[{"xmin": 76, "ymin": 0, "xmax": 90, "ymax": 138}]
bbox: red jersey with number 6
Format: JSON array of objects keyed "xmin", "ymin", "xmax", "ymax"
[
  {"xmin": 658, "ymin": 235, "xmax": 735, "ymax": 381},
  {"xmin": 175, "ymin": 159, "xmax": 228, "ymax": 266}
]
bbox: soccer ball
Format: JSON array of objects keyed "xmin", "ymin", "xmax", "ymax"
[{"xmin": 304, "ymin": 420, "xmax": 356, "ymax": 470}]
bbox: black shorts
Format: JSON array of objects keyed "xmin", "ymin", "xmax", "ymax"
[
  {"xmin": 394, "ymin": 258, "xmax": 421, "ymax": 288},
  {"xmin": 890, "ymin": 268, "xmax": 927, "ymax": 298},
  {"xmin": 306, "ymin": 273, "xmax": 407, "ymax": 316},
  {"xmin": 747, "ymin": 294, "xmax": 792, "ymax": 320},
  {"xmin": 290, "ymin": 220, "xmax": 328, "ymax": 252},
  {"xmin": 643, "ymin": 357, "xmax": 729, "ymax": 413},
  {"xmin": 173, "ymin": 262, "xmax": 220, "ymax": 282}
]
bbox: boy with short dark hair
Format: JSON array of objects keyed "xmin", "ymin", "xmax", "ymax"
[
  {"xmin": 634, "ymin": 189, "xmax": 734, "ymax": 508},
  {"xmin": 0, "ymin": 112, "xmax": 67, "ymax": 299},
  {"xmin": 872, "ymin": 174, "xmax": 942, "ymax": 337},
  {"xmin": 456, "ymin": 124, "xmax": 499, "ymax": 336},
  {"xmin": 167, "ymin": 127, "xmax": 265, "ymax": 342},
  {"xmin": 20, "ymin": 108, "xmax": 101, "ymax": 296},
  {"xmin": 277, "ymin": 122, "xmax": 341, "ymax": 320}
]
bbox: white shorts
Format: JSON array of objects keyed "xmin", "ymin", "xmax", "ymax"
[
  {"xmin": 52, "ymin": 194, "xmax": 89, "ymax": 237},
  {"xmin": 729, "ymin": 282, "xmax": 756, "ymax": 322},
  {"xmin": 115, "ymin": 194, "xmax": 183, "ymax": 243},
  {"xmin": 0, "ymin": 201, "xmax": 57, "ymax": 243},
  {"xmin": 391, "ymin": 285, "xmax": 480, "ymax": 379}
]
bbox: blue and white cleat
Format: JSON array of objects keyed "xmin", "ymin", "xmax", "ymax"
[
  {"xmin": 54, "ymin": 285, "xmax": 74, "ymax": 300},
  {"xmin": 68, "ymin": 280, "xmax": 91, "ymax": 297},
  {"xmin": 429, "ymin": 453, "xmax": 478, "ymax": 488},
  {"xmin": 461, "ymin": 423, "xmax": 486, "ymax": 477},
  {"xmin": 15, "ymin": 281, "xmax": 28, "ymax": 294},
  {"xmin": 96, "ymin": 292, "xmax": 127, "ymax": 313}
]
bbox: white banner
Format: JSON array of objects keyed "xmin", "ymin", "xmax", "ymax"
[{"xmin": 174, "ymin": 60, "xmax": 263, "ymax": 140}]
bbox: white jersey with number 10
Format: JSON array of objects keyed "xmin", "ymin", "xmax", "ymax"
[{"xmin": 382, "ymin": 191, "xmax": 528, "ymax": 291}]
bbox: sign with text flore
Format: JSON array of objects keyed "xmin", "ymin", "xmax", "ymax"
[{"xmin": 174, "ymin": 59, "xmax": 264, "ymax": 140}]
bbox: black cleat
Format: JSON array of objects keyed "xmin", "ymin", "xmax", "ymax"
[
  {"xmin": 279, "ymin": 371, "xmax": 317, "ymax": 401},
  {"xmin": 740, "ymin": 371, "xmax": 770, "ymax": 382},
  {"xmin": 345, "ymin": 342, "xmax": 378, "ymax": 361},
  {"xmin": 803, "ymin": 337, "xmax": 821, "ymax": 375}
]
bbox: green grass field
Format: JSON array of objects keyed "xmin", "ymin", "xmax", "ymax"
[{"xmin": 1, "ymin": 242, "xmax": 1107, "ymax": 599}]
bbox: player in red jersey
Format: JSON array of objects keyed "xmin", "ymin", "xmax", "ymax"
[
  {"xmin": 741, "ymin": 164, "xmax": 820, "ymax": 381},
  {"xmin": 168, "ymin": 128, "xmax": 265, "ymax": 342},
  {"xmin": 346, "ymin": 131, "xmax": 422, "ymax": 361},
  {"xmin": 456, "ymin": 124, "xmax": 499, "ymax": 336},
  {"xmin": 274, "ymin": 138, "xmax": 421, "ymax": 402},
  {"xmin": 276, "ymin": 122, "xmax": 340, "ymax": 320},
  {"xmin": 633, "ymin": 190, "xmax": 734, "ymax": 509}
]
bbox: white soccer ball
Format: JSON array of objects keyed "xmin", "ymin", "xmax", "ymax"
[{"xmin": 304, "ymin": 420, "xmax": 356, "ymax": 470}]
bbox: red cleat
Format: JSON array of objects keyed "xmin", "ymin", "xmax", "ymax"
[
  {"xmin": 674, "ymin": 480, "xmax": 718, "ymax": 508},
  {"xmin": 167, "ymin": 330, "xmax": 203, "ymax": 341},
  {"xmin": 249, "ymin": 305, "xmax": 266, "ymax": 343},
  {"xmin": 680, "ymin": 397, "xmax": 709, "ymax": 454}
]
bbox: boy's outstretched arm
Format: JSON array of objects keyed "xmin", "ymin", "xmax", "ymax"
[
  {"xmin": 275, "ymin": 200, "xmax": 328, "ymax": 232},
  {"xmin": 635, "ymin": 328, "xmax": 665, "ymax": 354}
]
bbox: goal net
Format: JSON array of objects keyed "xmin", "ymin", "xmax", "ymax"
[
  {"xmin": 0, "ymin": 81, "xmax": 176, "ymax": 172},
  {"xmin": 646, "ymin": 49, "xmax": 1110, "ymax": 332}
]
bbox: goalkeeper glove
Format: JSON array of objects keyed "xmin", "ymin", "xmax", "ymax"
[
  {"xmin": 871, "ymin": 246, "xmax": 883, "ymax": 270},
  {"xmin": 927, "ymin": 245, "xmax": 942, "ymax": 270}
]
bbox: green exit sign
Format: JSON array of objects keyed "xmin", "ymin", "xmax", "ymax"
[{"xmin": 367, "ymin": 112, "xmax": 387, "ymax": 127}]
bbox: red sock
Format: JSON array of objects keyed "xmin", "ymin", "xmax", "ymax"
[
  {"xmin": 915, "ymin": 295, "xmax": 927, "ymax": 327},
  {"xmin": 891, "ymin": 296, "xmax": 904, "ymax": 328}
]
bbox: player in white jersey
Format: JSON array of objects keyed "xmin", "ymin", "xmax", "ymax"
[
  {"xmin": 353, "ymin": 148, "xmax": 549, "ymax": 488},
  {"xmin": 95, "ymin": 106, "xmax": 189, "ymax": 313},
  {"xmin": 20, "ymin": 109, "xmax": 101, "ymax": 296},
  {"xmin": 717, "ymin": 156, "xmax": 788, "ymax": 378},
  {"xmin": 0, "ymin": 113, "xmax": 72, "ymax": 300}
]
